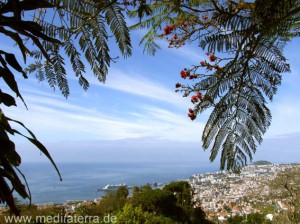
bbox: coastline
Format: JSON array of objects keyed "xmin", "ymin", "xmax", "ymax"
[{"xmin": 12, "ymin": 162, "xmax": 218, "ymax": 204}]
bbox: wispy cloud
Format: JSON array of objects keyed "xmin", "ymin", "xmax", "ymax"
[
  {"xmin": 94, "ymin": 69, "xmax": 191, "ymax": 108},
  {"xmin": 4, "ymin": 88, "xmax": 204, "ymax": 143}
]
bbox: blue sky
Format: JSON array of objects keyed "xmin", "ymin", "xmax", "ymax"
[{"xmin": 1, "ymin": 25, "xmax": 300, "ymax": 166}]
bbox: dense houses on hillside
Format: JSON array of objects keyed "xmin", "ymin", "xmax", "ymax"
[
  {"xmin": 189, "ymin": 163, "xmax": 299, "ymax": 222},
  {"xmin": 1, "ymin": 163, "xmax": 298, "ymax": 223}
]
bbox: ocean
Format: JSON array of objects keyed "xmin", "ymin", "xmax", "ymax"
[{"xmin": 15, "ymin": 162, "xmax": 218, "ymax": 204}]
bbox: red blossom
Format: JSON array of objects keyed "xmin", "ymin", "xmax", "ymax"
[
  {"xmin": 175, "ymin": 83, "xmax": 181, "ymax": 88},
  {"xmin": 189, "ymin": 74, "xmax": 198, "ymax": 79},
  {"xmin": 188, "ymin": 113, "xmax": 196, "ymax": 120},
  {"xmin": 196, "ymin": 92, "xmax": 202, "ymax": 99},
  {"xmin": 180, "ymin": 70, "xmax": 188, "ymax": 79},
  {"xmin": 202, "ymin": 14, "xmax": 208, "ymax": 20},
  {"xmin": 209, "ymin": 54, "xmax": 217, "ymax": 62},
  {"xmin": 190, "ymin": 92, "xmax": 202, "ymax": 104},
  {"xmin": 164, "ymin": 25, "xmax": 174, "ymax": 35},
  {"xmin": 191, "ymin": 95, "xmax": 199, "ymax": 104}
]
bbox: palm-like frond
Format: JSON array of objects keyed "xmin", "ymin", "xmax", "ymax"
[
  {"xmin": 130, "ymin": 0, "xmax": 299, "ymax": 170},
  {"xmin": 26, "ymin": 0, "xmax": 133, "ymax": 95},
  {"xmin": 0, "ymin": 0, "xmax": 132, "ymax": 214}
]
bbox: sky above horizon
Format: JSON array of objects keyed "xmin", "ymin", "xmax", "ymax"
[{"xmin": 1, "ymin": 23, "xmax": 300, "ymax": 167}]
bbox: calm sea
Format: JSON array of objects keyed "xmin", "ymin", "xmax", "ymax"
[{"xmin": 14, "ymin": 162, "xmax": 218, "ymax": 204}]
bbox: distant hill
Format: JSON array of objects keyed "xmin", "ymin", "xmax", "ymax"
[{"xmin": 252, "ymin": 160, "xmax": 272, "ymax": 165}]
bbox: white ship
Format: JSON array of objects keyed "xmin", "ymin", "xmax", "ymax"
[{"xmin": 97, "ymin": 183, "xmax": 128, "ymax": 191}]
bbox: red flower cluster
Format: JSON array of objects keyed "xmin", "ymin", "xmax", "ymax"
[
  {"xmin": 180, "ymin": 70, "xmax": 188, "ymax": 79},
  {"xmin": 164, "ymin": 25, "xmax": 175, "ymax": 35},
  {"xmin": 202, "ymin": 14, "xmax": 208, "ymax": 20},
  {"xmin": 191, "ymin": 92, "xmax": 202, "ymax": 104},
  {"xmin": 175, "ymin": 83, "xmax": 181, "ymax": 88},
  {"xmin": 188, "ymin": 108, "xmax": 196, "ymax": 120},
  {"xmin": 168, "ymin": 33, "xmax": 185, "ymax": 48},
  {"xmin": 209, "ymin": 54, "xmax": 217, "ymax": 62},
  {"xmin": 180, "ymin": 70, "xmax": 198, "ymax": 79},
  {"xmin": 189, "ymin": 74, "xmax": 198, "ymax": 79},
  {"xmin": 201, "ymin": 60, "xmax": 223, "ymax": 71}
]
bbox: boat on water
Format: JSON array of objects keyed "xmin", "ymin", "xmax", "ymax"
[
  {"xmin": 97, "ymin": 183, "xmax": 130, "ymax": 192},
  {"xmin": 96, "ymin": 182, "xmax": 164, "ymax": 192}
]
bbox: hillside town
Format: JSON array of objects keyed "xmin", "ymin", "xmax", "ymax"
[
  {"xmin": 189, "ymin": 162, "xmax": 300, "ymax": 222},
  {"xmin": 1, "ymin": 162, "xmax": 299, "ymax": 224}
]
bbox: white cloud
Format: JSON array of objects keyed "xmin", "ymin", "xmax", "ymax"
[
  {"xmin": 94, "ymin": 69, "xmax": 191, "ymax": 108},
  {"xmin": 4, "ymin": 88, "xmax": 204, "ymax": 143}
]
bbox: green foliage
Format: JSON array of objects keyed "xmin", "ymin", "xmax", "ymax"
[
  {"xmin": 163, "ymin": 181, "xmax": 192, "ymax": 206},
  {"xmin": 246, "ymin": 213, "xmax": 266, "ymax": 224},
  {"xmin": 0, "ymin": 204, "xmax": 65, "ymax": 224},
  {"xmin": 141, "ymin": 184, "xmax": 152, "ymax": 191},
  {"xmin": 116, "ymin": 186, "xmax": 129, "ymax": 199},
  {"xmin": 0, "ymin": 108, "xmax": 61, "ymax": 215},
  {"xmin": 75, "ymin": 204, "xmax": 95, "ymax": 216},
  {"xmin": 187, "ymin": 207, "xmax": 214, "ymax": 224},
  {"xmin": 0, "ymin": 0, "xmax": 132, "ymax": 215},
  {"xmin": 73, "ymin": 191, "xmax": 129, "ymax": 218},
  {"xmin": 252, "ymin": 160, "xmax": 272, "ymax": 165},
  {"xmin": 116, "ymin": 203, "xmax": 152, "ymax": 224},
  {"xmin": 96, "ymin": 192, "xmax": 127, "ymax": 215},
  {"xmin": 116, "ymin": 203, "xmax": 176, "ymax": 224},
  {"xmin": 132, "ymin": 186, "xmax": 140, "ymax": 197},
  {"xmin": 227, "ymin": 215, "xmax": 244, "ymax": 224},
  {"xmin": 268, "ymin": 167, "xmax": 300, "ymax": 223},
  {"xmin": 129, "ymin": 0, "xmax": 300, "ymax": 170},
  {"xmin": 25, "ymin": 0, "xmax": 132, "ymax": 95},
  {"xmin": 1, "ymin": 181, "xmax": 212, "ymax": 224},
  {"xmin": 132, "ymin": 182, "xmax": 211, "ymax": 223},
  {"xmin": 227, "ymin": 213, "xmax": 272, "ymax": 224},
  {"xmin": 133, "ymin": 188, "xmax": 178, "ymax": 216}
]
